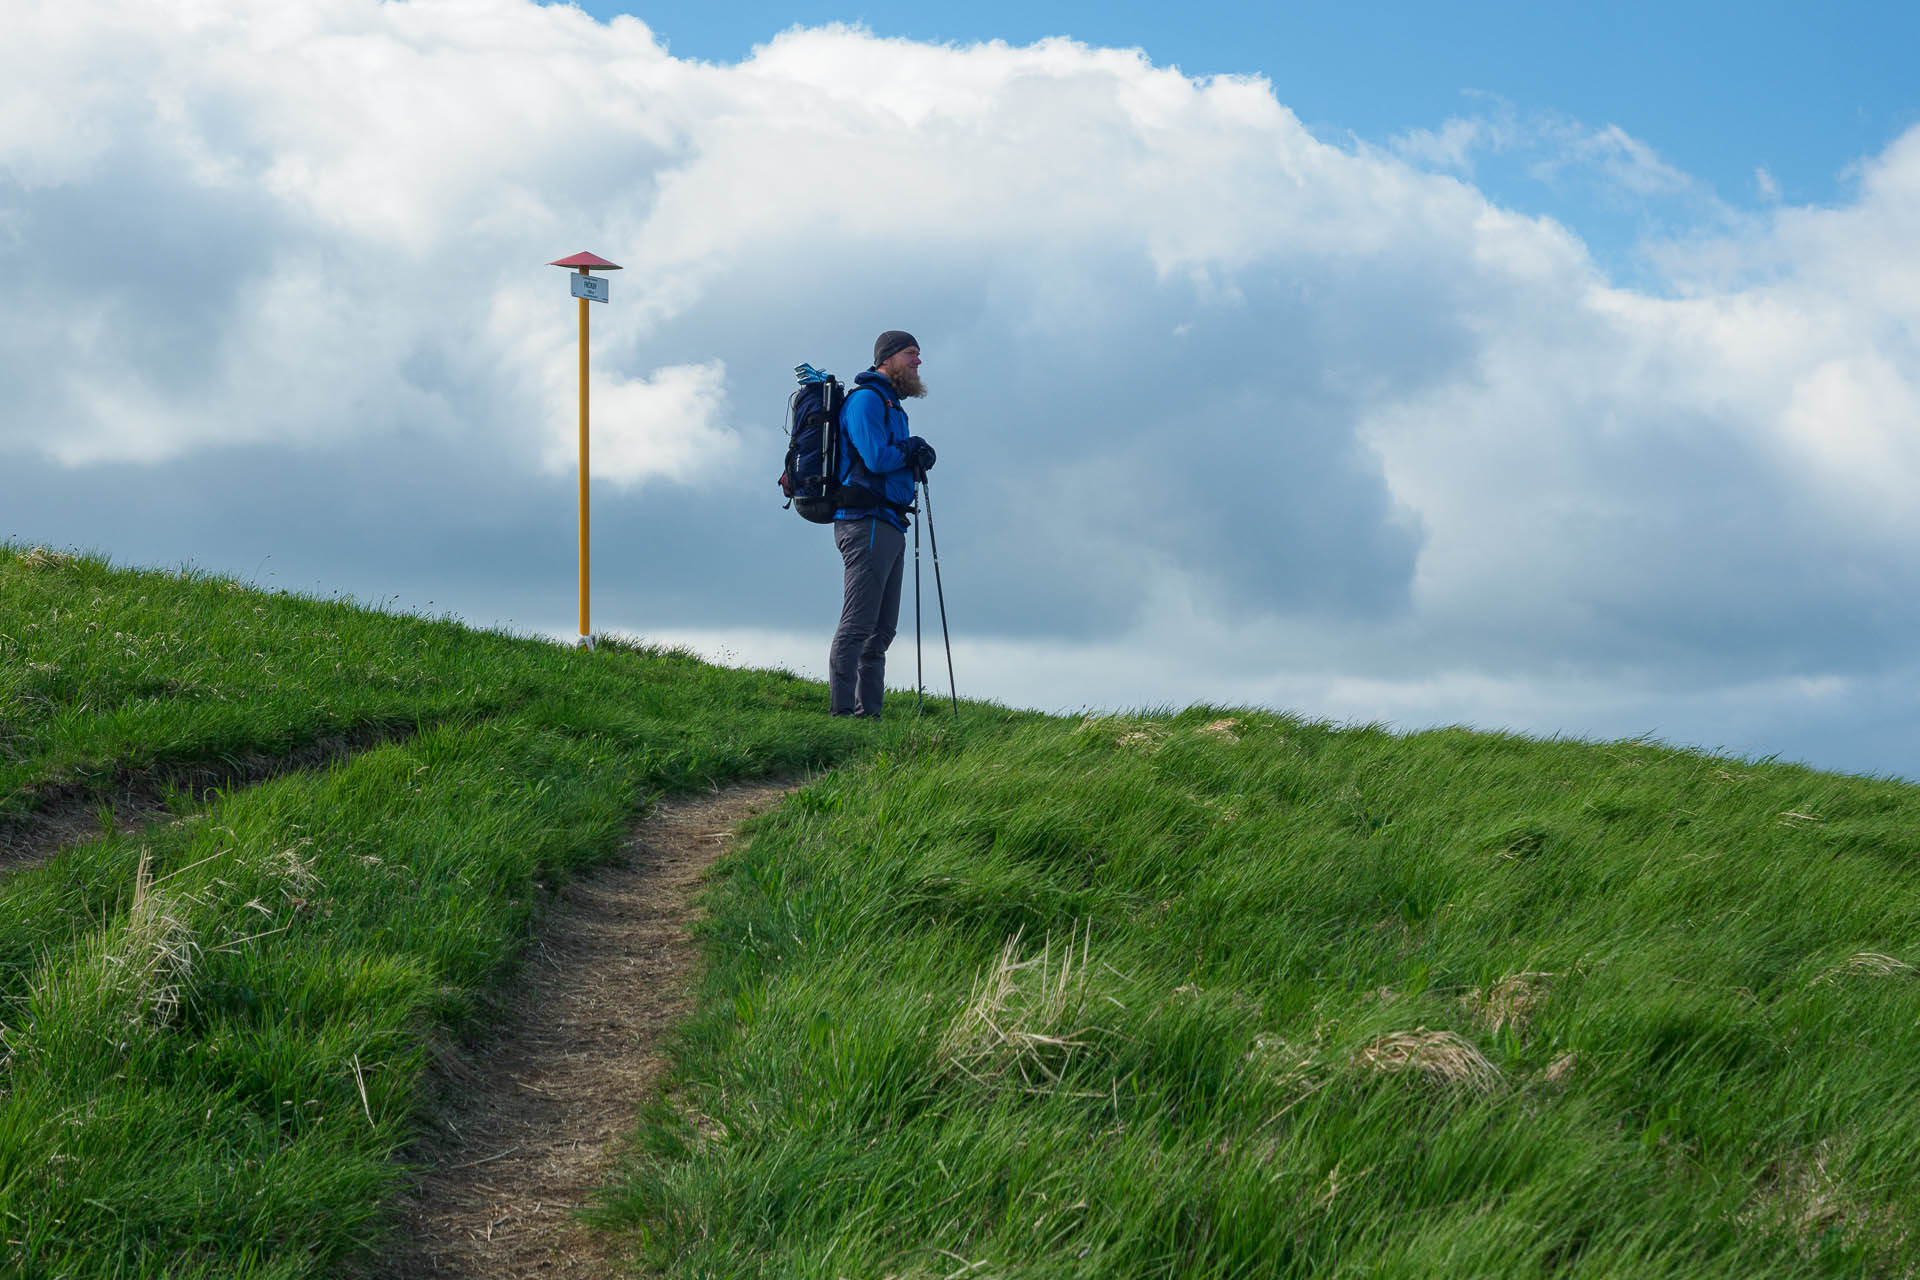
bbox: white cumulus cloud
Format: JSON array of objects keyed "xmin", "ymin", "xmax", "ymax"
[
  {"xmin": 4, "ymin": 0, "xmax": 1920, "ymax": 776},
  {"xmin": 537, "ymin": 357, "xmax": 739, "ymax": 486}
]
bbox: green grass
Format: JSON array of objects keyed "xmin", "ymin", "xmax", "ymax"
[
  {"xmin": 0, "ymin": 542, "xmax": 942, "ymax": 1276},
  {"xmin": 603, "ymin": 711, "xmax": 1920, "ymax": 1277},
  {"xmin": 9, "ymin": 540, "xmax": 1920, "ymax": 1277}
]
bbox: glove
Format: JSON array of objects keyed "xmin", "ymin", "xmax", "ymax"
[{"xmin": 900, "ymin": 436, "xmax": 936, "ymax": 473}]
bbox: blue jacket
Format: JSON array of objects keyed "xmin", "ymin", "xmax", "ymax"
[{"xmin": 835, "ymin": 369, "xmax": 917, "ymax": 529}]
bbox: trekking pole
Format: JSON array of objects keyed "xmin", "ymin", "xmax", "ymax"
[
  {"xmin": 919, "ymin": 475, "xmax": 960, "ymax": 718},
  {"xmin": 912, "ymin": 490, "xmax": 924, "ymax": 716}
]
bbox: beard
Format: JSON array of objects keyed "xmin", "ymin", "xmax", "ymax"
[{"xmin": 892, "ymin": 367, "xmax": 928, "ymax": 399}]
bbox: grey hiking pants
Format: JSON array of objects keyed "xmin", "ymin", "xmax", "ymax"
[{"xmin": 829, "ymin": 516, "xmax": 905, "ymax": 717}]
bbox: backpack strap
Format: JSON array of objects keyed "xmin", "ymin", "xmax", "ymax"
[{"xmin": 838, "ymin": 384, "xmax": 915, "ymax": 514}]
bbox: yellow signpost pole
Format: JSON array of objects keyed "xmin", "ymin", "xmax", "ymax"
[
  {"xmin": 578, "ymin": 272, "xmax": 590, "ymax": 643},
  {"xmin": 548, "ymin": 251, "xmax": 622, "ymax": 650}
]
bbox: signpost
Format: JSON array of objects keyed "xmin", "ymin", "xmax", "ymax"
[{"xmin": 548, "ymin": 250, "xmax": 621, "ymax": 649}]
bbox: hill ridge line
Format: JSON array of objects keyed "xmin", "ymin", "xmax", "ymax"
[{"xmin": 0, "ymin": 721, "xmax": 425, "ymax": 876}]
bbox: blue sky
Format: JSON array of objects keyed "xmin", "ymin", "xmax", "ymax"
[
  {"xmin": 590, "ymin": 1, "xmax": 1920, "ymax": 233},
  {"xmin": 5, "ymin": 0, "xmax": 1919, "ymax": 781}
]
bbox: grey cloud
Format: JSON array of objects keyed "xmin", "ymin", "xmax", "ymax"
[
  {"xmin": 1, "ymin": 160, "xmax": 273, "ymax": 408},
  {"xmin": 623, "ymin": 236, "xmax": 1449, "ymax": 640},
  {"xmin": 5, "ymin": 8, "xmax": 1920, "ymax": 783}
]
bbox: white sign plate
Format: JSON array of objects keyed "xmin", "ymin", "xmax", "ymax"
[{"xmin": 570, "ymin": 273, "xmax": 610, "ymax": 303}]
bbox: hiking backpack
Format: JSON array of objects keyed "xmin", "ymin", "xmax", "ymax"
[
  {"xmin": 777, "ymin": 365, "xmax": 845, "ymax": 523},
  {"xmin": 778, "ymin": 363, "xmax": 904, "ymax": 523}
]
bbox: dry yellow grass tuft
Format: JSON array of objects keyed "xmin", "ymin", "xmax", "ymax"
[
  {"xmin": 1355, "ymin": 1027, "xmax": 1502, "ymax": 1094},
  {"xmin": 939, "ymin": 927, "xmax": 1107, "ymax": 1094},
  {"xmin": 104, "ymin": 850, "xmax": 200, "ymax": 1029},
  {"xmin": 1808, "ymin": 951, "xmax": 1916, "ymax": 986},
  {"xmin": 1244, "ymin": 1029, "xmax": 1327, "ymax": 1115},
  {"xmin": 1197, "ymin": 718, "xmax": 1244, "ymax": 743},
  {"xmin": 274, "ymin": 838, "xmax": 322, "ymax": 894},
  {"xmin": 1461, "ymin": 971, "xmax": 1557, "ymax": 1035},
  {"xmin": 1075, "ymin": 714, "xmax": 1171, "ymax": 753},
  {"xmin": 1742, "ymin": 1141, "xmax": 1907, "ymax": 1260},
  {"xmin": 16, "ymin": 546, "xmax": 76, "ymax": 572}
]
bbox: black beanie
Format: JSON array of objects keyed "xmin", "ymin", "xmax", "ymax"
[{"xmin": 873, "ymin": 330, "xmax": 918, "ymax": 367}]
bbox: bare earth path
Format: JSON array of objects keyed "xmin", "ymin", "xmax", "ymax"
[{"xmin": 379, "ymin": 778, "xmax": 795, "ymax": 1278}]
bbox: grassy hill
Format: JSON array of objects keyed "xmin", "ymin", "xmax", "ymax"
[{"xmin": 5, "ymin": 543, "xmax": 1920, "ymax": 1276}]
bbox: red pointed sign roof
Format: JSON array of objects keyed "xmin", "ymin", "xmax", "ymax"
[{"xmin": 549, "ymin": 251, "xmax": 622, "ymax": 270}]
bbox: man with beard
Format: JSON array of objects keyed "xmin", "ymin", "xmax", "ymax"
[{"xmin": 829, "ymin": 330, "xmax": 937, "ymax": 719}]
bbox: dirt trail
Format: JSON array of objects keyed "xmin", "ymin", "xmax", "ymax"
[{"xmin": 379, "ymin": 778, "xmax": 794, "ymax": 1279}]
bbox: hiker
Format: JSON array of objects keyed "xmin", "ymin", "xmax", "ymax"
[{"xmin": 828, "ymin": 330, "xmax": 936, "ymax": 718}]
